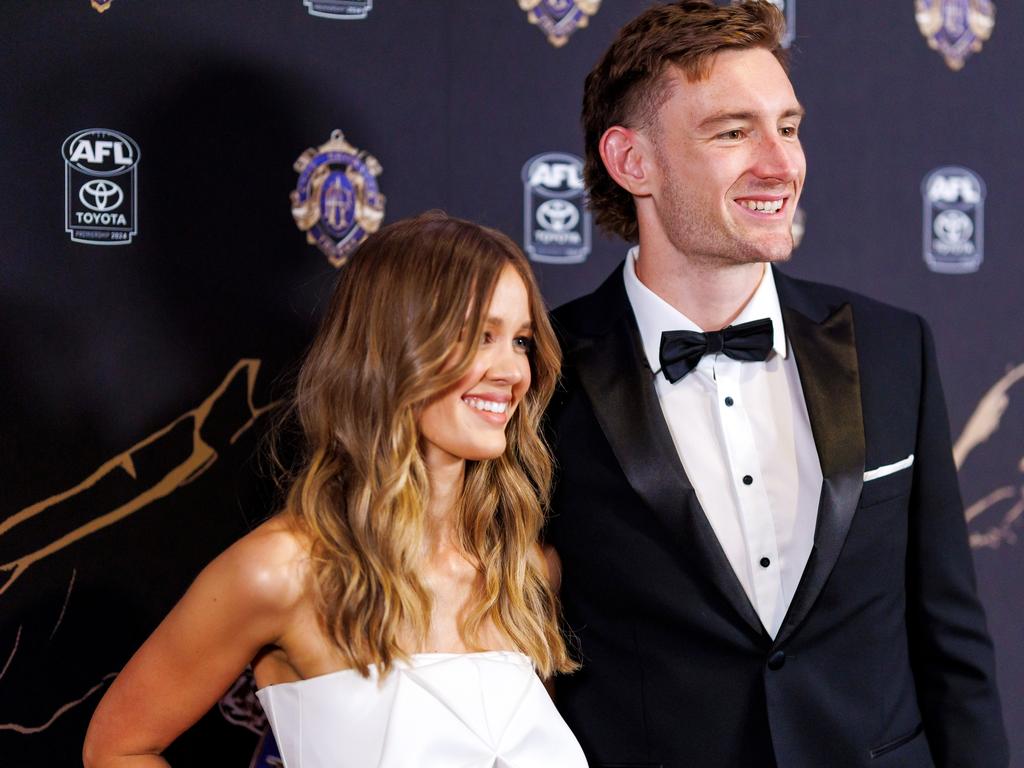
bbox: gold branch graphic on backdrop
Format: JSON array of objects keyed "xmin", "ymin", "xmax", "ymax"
[
  {"xmin": 0, "ymin": 673, "xmax": 117, "ymax": 734},
  {"xmin": 0, "ymin": 626, "xmax": 20, "ymax": 684},
  {"xmin": 0, "ymin": 360, "xmax": 276, "ymax": 596},
  {"xmin": 954, "ymin": 362, "xmax": 1024, "ymax": 549}
]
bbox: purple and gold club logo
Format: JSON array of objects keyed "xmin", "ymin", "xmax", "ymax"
[
  {"xmin": 915, "ymin": 0, "xmax": 995, "ymax": 71},
  {"xmin": 519, "ymin": 0, "xmax": 600, "ymax": 48},
  {"xmin": 90, "ymin": 0, "xmax": 113, "ymax": 11},
  {"xmin": 291, "ymin": 130, "xmax": 385, "ymax": 268}
]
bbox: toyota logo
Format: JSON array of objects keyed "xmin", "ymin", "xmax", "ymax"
[
  {"xmin": 79, "ymin": 179, "xmax": 124, "ymax": 212},
  {"xmin": 536, "ymin": 199, "xmax": 579, "ymax": 232}
]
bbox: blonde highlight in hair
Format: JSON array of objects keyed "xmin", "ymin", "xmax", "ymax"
[{"xmin": 276, "ymin": 212, "xmax": 574, "ymax": 678}]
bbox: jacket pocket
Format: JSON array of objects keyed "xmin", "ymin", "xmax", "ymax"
[
  {"xmin": 858, "ymin": 467, "xmax": 913, "ymax": 510},
  {"xmin": 870, "ymin": 722, "xmax": 924, "ymax": 759}
]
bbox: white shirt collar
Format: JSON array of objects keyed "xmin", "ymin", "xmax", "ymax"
[{"xmin": 622, "ymin": 245, "xmax": 788, "ymax": 375}]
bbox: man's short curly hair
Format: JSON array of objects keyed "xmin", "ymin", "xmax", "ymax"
[{"xmin": 582, "ymin": 1, "xmax": 788, "ymax": 242}]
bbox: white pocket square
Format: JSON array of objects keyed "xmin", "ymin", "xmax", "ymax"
[{"xmin": 864, "ymin": 454, "xmax": 914, "ymax": 482}]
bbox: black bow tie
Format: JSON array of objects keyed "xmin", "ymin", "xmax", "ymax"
[{"xmin": 658, "ymin": 318, "xmax": 774, "ymax": 383}]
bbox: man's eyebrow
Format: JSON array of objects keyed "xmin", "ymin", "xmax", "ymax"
[{"xmin": 697, "ymin": 106, "xmax": 806, "ymax": 131}]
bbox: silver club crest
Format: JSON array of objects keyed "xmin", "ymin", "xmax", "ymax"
[{"xmin": 915, "ymin": 0, "xmax": 995, "ymax": 71}]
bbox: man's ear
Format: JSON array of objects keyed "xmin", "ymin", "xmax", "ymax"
[{"xmin": 599, "ymin": 125, "xmax": 656, "ymax": 197}]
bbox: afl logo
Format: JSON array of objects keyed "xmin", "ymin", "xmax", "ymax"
[
  {"xmin": 61, "ymin": 128, "xmax": 140, "ymax": 245},
  {"xmin": 63, "ymin": 129, "xmax": 139, "ymax": 176},
  {"xmin": 291, "ymin": 130, "xmax": 385, "ymax": 268},
  {"xmin": 522, "ymin": 152, "xmax": 591, "ymax": 265},
  {"xmin": 922, "ymin": 166, "xmax": 986, "ymax": 274}
]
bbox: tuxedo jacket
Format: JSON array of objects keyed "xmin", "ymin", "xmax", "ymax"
[{"xmin": 545, "ymin": 266, "xmax": 1008, "ymax": 768}]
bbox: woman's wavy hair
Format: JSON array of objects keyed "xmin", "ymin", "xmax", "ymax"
[
  {"xmin": 276, "ymin": 211, "xmax": 575, "ymax": 678},
  {"xmin": 582, "ymin": 0, "xmax": 788, "ymax": 242}
]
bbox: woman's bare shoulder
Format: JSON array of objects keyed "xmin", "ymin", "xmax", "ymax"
[
  {"xmin": 82, "ymin": 515, "xmax": 318, "ymax": 762},
  {"xmin": 205, "ymin": 515, "xmax": 314, "ymax": 616}
]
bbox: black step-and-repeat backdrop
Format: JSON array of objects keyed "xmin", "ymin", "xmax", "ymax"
[{"xmin": 1, "ymin": 2, "xmax": 1021, "ymax": 766}]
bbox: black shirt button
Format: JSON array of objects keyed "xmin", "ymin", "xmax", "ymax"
[
  {"xmin": 742, "ymin": 475, "xmax": 753, "ymax": 485},
  {"xmin": 760, "ymin": 557, "xmax": 771, "ymax": 568},
  {"xmin": 767, "ymin": 651, "xmax": 786, "ymax": 670},
  {"xmin": 724, "ymin": 396, "xmax": 734, "ymax": 406}
]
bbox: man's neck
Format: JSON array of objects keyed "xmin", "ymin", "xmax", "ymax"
[{"xmin": 634, "ymin": 242, "xmax": 767, "ymax": 332}]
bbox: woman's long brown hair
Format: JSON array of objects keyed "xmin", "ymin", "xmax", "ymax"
[{"xmin": 276, "ymin": 211, "xmax": 575, "ymax": 678}]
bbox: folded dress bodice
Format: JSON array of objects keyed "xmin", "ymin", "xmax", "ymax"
[{"xmin": 256, "ymin": 650, "xmax": 588, "ymax": 768}]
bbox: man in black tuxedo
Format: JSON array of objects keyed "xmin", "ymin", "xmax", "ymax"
[{"xmin": 545, "ymin": 2, "xmax": 1008, "ymax": 767}]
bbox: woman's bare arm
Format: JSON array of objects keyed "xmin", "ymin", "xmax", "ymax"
[{"xmin": 82, "ymin": 522, "xmax": 305, "ymax": 767}]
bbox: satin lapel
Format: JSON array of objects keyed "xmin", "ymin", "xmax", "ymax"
[
  {"xmin": 774, "ymin": 300, "xmax": 865, "ymax": 647},
  {"xmin": 568, "ymin": 278, "xmax": 765, "ymax": 638}
]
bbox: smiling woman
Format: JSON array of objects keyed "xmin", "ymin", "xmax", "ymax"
[
  {"xmin": 82, "ymin": 212, "xmax": 585, "ymax": 768},
  {"xmin": 419, "ymin": 265, "xmax": 534, "ymax": 465}
]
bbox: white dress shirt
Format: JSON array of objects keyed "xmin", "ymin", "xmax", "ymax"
[{"xmin": 623, "ymin": 248, "xmax": 822, "ymax": 638}]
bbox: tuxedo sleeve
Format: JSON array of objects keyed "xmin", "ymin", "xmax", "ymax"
[{"xmin": 906, "ymin": 315, "xmax": 1009, "ymax": 767}]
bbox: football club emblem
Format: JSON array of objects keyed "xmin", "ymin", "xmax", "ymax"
[
  {"xmin": 303, "ymin": 0, "xmax": 372, "ymax": 20},
  {"xmin": 62, "ymin": 128, "xmax": 140, "ymax": 245},
  {"xmin": 291, "ymin": 130, "xmax": 385, "ymax": 268},
  {"xmin": 915, "ymin": 0, "xmax": 995, "ymax": 71},
  {"xmin": 763, "ymin": 0, "xmax": 796, "ymax": 48},
  {"xmin": 922, "ymin": 166, "xmax": 986, "ymax": 274},
  {"xmin": 522, "ymin": 152, "xmax": 590, "ymax": 264},
  {"xmin": 91, "ymin": 0, "xmax": 113, "ymax": 12},
  {"xmin": 518, "ymin": 0, "xmax": 600, "ymax": 48}
]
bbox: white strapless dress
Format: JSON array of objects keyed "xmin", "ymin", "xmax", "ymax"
[{"xmin": 256, "ymin": 650, "xmax": 588, "ymax": 768}]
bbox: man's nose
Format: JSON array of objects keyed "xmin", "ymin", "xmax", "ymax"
[{"xmin": 752, "ymin": 132, "xmax": 802, "ymax": 182}]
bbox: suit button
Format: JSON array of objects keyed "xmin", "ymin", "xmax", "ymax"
[{"xmin": 767, "ymin": 651, "xmax": 786, "ymax": 670}]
